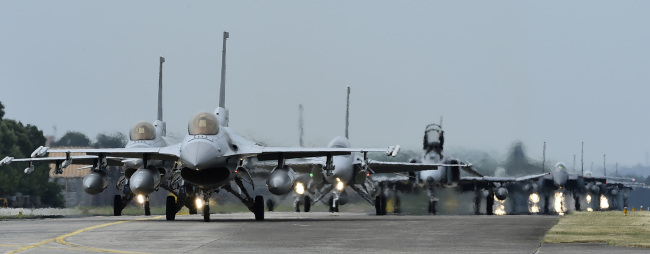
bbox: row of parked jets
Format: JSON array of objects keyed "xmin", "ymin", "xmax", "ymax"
[{"xmin": 0, "ymin": 32, "xmax": 641, "ymax": 221}]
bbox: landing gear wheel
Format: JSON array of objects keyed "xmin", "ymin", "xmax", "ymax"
[
  {"xmin": 166, "ymin": 196, "xmax": 176, "ymax": 221},
  {"xmin": 189, "ymin": 205, "xmax": 197, "ymax": 215},
  {"xmin": 113, "ymin": 195, "xmax": 122, "ymax": 216},
  {"xmin": 254, "ymin": 195, "xmax": 265, "ymax": 221},
  {"xmin": 375, "ymin": 196, "xmax": 387, "ymax": 216},
  {"xmin": 394, "ymin": 195, "xmax": 401, "ymax": 214},
  {"xmin": 334, "ymin": 200, "xmax": 340, "ymax": 212},
  {"xmin": 304, "ymin": 196, "xmax": 311, "ymax": 213},
  {"xmin": 295, "ymin": 200, "xmax": 301, "ymax": 212},
  {"xmin": 486, "ymin": 194, "xmax": 495, "ymax": 215},
  {"xmin": 203, "ymin": 204, "xmax": 210, "ymax": 222},
  {"xmin": 543, "ymin": 194, "xmax": 550, "ymax": 215},
  {"xmin": 267, "ymin": 199, "xmax": 275, "ymax": 212},
  {"xmin": 328, "ymin": 197, "xmax": 335, "ymax": 213},
  {"xmin": 144, "ymin": 201, "xmax": 151, "ymax": 216},
  {"xmin": 428, "ymin": 200, "xmax": 437, "ymax": 215}
]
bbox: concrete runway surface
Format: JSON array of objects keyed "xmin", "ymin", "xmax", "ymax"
[{"xmin": 0, "ymin": 212, "xmax": 646, "ymax": 253}]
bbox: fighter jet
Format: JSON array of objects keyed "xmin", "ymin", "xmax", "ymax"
[
  {"xmin": 253, "ymin": 87, "xmax": 454, "ymax": 215},
  {"xmin": 0, "ymin": 56, "xmax": 181, "ymax": 216},
  {"xmin": 5, "ymin": 31, "xmax": 401, "ymax": 222},
  {"xmin": 374, "ymin": 122, "xmax": 550, "ymax": 215},
  {"xmin": 534, "ymin": 161, "xmax": 639, "ymax": 213}
]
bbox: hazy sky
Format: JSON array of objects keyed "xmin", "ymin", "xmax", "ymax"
[{"xmin": 2, "ymin": 1, "xmax": 649, "ymax": 170}]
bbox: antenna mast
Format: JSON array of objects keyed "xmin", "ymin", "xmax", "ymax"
[
  {"xmin": 542, "ymin": 142, "xmax": 546, "ymax": 173},
  {"xmin": 345, "ymin": 86, "xmax": 350, "ymax": 139},
  {"xmin": 298, "ymin": 104, "xmax": 304, "ymax": 147},
  {"xmin": 581, "ymin": 142, "xmax": 584, "ymax": 176},
  {"xmin": 158, "ymin": 56, "xmax": 165, "ymax": 121},
  {"xmin": 603, "ymin": 154, "xmax": 607, "ymax": 177},
  {"xmin": 219, "ymin": 31, "xmax": 229, "ymax": 108}
]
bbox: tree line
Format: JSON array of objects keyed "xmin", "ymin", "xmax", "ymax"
[{"xmin": 0, "ymin": 101, "xmax": 127, "ymax": 207}]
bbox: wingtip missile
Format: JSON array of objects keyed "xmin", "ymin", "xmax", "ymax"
[
  {"xmin": 0, "ymin": 156, "xmax": 14, "ymax": 166},
  {"xmin": 30, "ymin": 146, "xmax": 49, "ymax": 158},
  {"xmin": 387, "ymin": 145, "xmax": 400, "ymax": 157}
]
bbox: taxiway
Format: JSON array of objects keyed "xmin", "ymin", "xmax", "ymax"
[{"xmin": 0, "ymin": 212, "xmax": 645, "ymax": 253}]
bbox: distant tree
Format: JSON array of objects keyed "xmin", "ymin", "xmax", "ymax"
[
  {"xmin": 0, "ymin": 101, "xmax": 4, "ymax": 119},
  {"xmin": 0, "ymin": 105, "xmax": 64, "ymax": 207},
  {"xmin": 50, "ymin": 131, "xmax": 91, "ymax": 147},
  {"xmin": 93, "ymin": 132, "xmax": 127, "ymax": 148}
]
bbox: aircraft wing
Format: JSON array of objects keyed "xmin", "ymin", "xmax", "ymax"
[
  {"xmin": 1, "ymin": 155, "xmax": 124, "ymax": 167},
  {"xmin": 250, "ymin": 147, "xmax": 395, "ymax": 161},
  {"xmin": 460, "ymin": 173, "xmax": 550, "ymax": 184},
  {"xmin": 459, "ymin": 165, "xmax": 484, "ymax": 177},
  {"xmin": 245, "ymin": 157, "xmax": 324, "ymax": 174},
  {"xmin": 45, "ymin": 145, "xmax": 181, "ymax": 161},
  {"xmin": 369, "ymin": 173, "xmax": 410, "ymax": 183},
  {"xmin": 580, "ymin": 175, "xmax": 607, "ymax": 183},
  {"xmin": 367, "ymin": 161, "xmax": 471, "ymax": 174}
]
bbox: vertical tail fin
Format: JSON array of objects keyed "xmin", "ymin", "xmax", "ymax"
[
  {"xmin": 158, "ymin": 56, "xmax": 165, "ymax": 122},
  {"xmin": 219, "ymin": 31, "xmax": 229, "ymax": 108},
  {"xmin": 157, "ymin": 56, "xmax": 166, "ymax": 137},
  {"xmin": 298, "ymin": 104, "xmax": 304, "ymax": 147},
  {"xmin": 345, "ymin": 86, "xmax": 350, "ymax": 139}
]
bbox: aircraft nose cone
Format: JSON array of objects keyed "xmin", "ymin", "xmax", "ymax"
[
  {"xmin": 181, "ymin": 141, "xmax": 220, "ymax": 169},
  {"xmin": 131, "ymin": 170, "xmax": 155, "ymax": 195},
  {"xmin": 553, "ymin": 172, "xmax": 568, "ymax": 187}
]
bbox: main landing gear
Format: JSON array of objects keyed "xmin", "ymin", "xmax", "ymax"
[
  {"xmin": 428, "ymin": 199, "xmax": 437, "ymax": 215},
  {"xmin": 114, "ymin": 195, "xmax": 123, "ymax": 216},
  {"xmin": 375, "ymin": 195, "xmax": 387, "ymax": 216},
  {"xmin": 254, "ymin": 196, "xmax": 264, "ymax": 221},
  {"xmin": 295, "ymin": 196, "xmax": 311, "ymax": 212},
  {"xmin": 144, "ymin": 200, "xmax": 151, "ymax": 216},
  {"xmin": 166, "ymin": 196, "xmax": 176, "ymax": 221},
  {"xmin": 203, "ymin": 203, "xmax": 210, "ymax": 222},
  {"xmin": 329, "ymin": 196, "xmax": 340, "ymax": 213}
]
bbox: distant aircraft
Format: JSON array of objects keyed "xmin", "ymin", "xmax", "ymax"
[
  {"xmin": 254, "ymin": 87, "xmax": 457, "ymax": 215},
  {"xmin": 2, "ymin": 31, "xmax": 400, "ymax": 222},
  {"xmin": 0, "ymin": 56, "xmax": 181, "ymax": 216},
  {"xmin": 376, "ymin": 122, "xmax": 549, "ymax": 215},
  {"xmin": 533, "ymin": 162, "xmax": 638, "ymax": 213}
]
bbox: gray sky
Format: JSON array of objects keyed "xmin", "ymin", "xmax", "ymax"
[{"xmin": 1, "ymin": 1, "xmax": 649, "ymax": 170}]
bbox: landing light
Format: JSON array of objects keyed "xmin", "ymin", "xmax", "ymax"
[
  {"xmin": 137, "ymin": 194, "xmax": 145, "ymax": 204},
  {"xmin": 600, "ymin": 195, "xmax": 609, "ymax": 210},
  {"xmin": 295, "ymin": 182, "xmax": 305, "ymax": 195},
  {"xmin": 528, "ymin": 193, "xmax": 540, "ymax": 214},
  {"xmin": 335, "ymin": 178, "xmax": 344, "ymax": 191},
  {"xmin": 195, "ymin": 198, "xmax": 203, "ymax": 208}
]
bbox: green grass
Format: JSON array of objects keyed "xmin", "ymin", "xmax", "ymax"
[{"xmin": 543, "ymin": 210, "xmax": 650, "ymax": 248}]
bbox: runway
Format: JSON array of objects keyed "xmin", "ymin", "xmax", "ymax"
[{"xmin": 0, "ymin": 212, "xmax": 645, "ymax": 253}]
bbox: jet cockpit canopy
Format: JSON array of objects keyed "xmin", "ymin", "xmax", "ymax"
[
  {"xmin": 327, "ymin": 136, "xmax": 351, "ymax": 149},
  {"xmin": 555, "ymin": 162, "xmax": 567, "ymax": 172},
  {"xmin": 130, "ymin": 121, "xmax": 156, "ymax": 141},
  {"xmin": 188, "ymin": 111, "xmax": 220, "ymax": 135}
]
